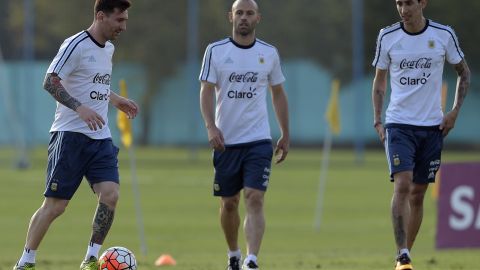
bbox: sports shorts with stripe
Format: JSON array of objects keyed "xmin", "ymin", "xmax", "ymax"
[
  {"xmin": 212, "ymin": 140, "xmax": 273, "ymax": 197},
  {"xmin": 45, "ymin": 131, "xmax": 120, "ymax": 200},
  {"xmin": 384, "ymin": 123, "xmax": 443, "ymax": 184}
]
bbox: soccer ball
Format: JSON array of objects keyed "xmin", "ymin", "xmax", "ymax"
[{"xmin": 99, "ymin": 246, "xmax": 137, "ymax": 270}]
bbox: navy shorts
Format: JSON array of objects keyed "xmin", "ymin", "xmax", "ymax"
[
  {"xmin": 212, "ymin": 140, "xmax": 273, "ymax": 197},
  {"xmin": 384, "ymin": 124, "xmax": 443, "ymax": 184},
  {"xmin": 44, "ymin": 131, "xmax": 120, "ymax": 200}
]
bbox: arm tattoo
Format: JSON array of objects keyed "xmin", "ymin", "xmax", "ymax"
[
  {"xmin": 373, "ymin": 87, "xmax": 385, "ymax": 123},
  {"xmin": 452, "ymin": 59, "xmax": 470, "ymax": 112},
  {"xmin": 91, "ymin": 202, "xmax": 115, "ymax": 244},
  {"xmin": 43, "ymin": 73, "xmax": 82, "ymax": 111}
]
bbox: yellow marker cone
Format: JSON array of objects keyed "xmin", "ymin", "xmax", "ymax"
[{"xmin": 155, "ymin": 254, "xmax": 177, "ymax": 266}]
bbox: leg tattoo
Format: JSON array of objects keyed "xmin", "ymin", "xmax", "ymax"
[
  {"xmin": 393, "ymin": 215, "xmax": 406, "ymax": 248},
  {"xmin": 91, "ymin": 202, "xmax": 115, "ymax": 244}
]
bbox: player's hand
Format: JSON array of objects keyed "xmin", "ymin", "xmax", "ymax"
[
  {"xmin": 274, "ymin": 135, "xmax": 289, "ymax": 164},
  {"xmin": 112, "ymin": 96, "xmax": 139, "ymax": 119},
  {"xmin": 440, "ymin": 110, "xmax": 458, "ymax": 137},
  {"xmin": 207, "ymin": 125, "xmax": 225, "ymax": 152},
  {"xmin": 76, "ymin": 105, "xmax": 106, "ymax": 131},
  {"xmin": 374, "ymin": 123, "xmax": 385, "ymax": 144}
]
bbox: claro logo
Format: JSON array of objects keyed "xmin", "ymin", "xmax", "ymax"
[
  {"xmin": 228, "ymin": 87, "xmax": 257, "ymax": 99},
  {"xmin": 90, "ymin": 90, "xmax": 110, "ymax": 101}
]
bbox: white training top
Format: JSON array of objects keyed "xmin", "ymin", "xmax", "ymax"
[
  {"xmin": 199, "ymin": 38, "xmax": 285, "ymax": 145},
  {"xmin": 47, "ymin": 31, "xmax": 114, "ymax": 139},
  {"xmin": 372, "ymin": 20, "xmax": 464, "ymax": 126}
]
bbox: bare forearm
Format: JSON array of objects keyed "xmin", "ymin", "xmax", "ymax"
[
  {"xmin": 452, "ymin": 59, "xmax": 470, "ymax": 112},
  {"xmin": 372, "ymin": 71, "xmax": 387, "ymax": 124},
  {"xmin": 200, "ymin": 86, "xmax": 216, "ymax": 129},
  {"xmin": 272, "ymin": 89, "xmax": 290, "ymax": 137},
  {"xmin": 43, "ymin": 73, "xmax": 81, "ymax": 111},
  {"xmin": 372, "ymin": 85, "xmax": 385, "ymax": 124}
]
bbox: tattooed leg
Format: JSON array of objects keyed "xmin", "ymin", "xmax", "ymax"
[
  {"xmin": 391, "ymin": 171, "xmax": 412, "ymax": 250},
  {"xmin": 90, "ymin": 202, "xmax": 115, "ymax": 244}
]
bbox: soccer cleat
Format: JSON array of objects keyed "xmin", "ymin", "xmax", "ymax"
[
  {"xmin": 227, "ymin": 256, "xmax": 241, "ymax": 270},
  {"xmin": 80, "ymin": 256, "xmax": 98, "ymax": 270},
  {"xmin": 242, "ymin": 260, "xmax": 259, "ymax": 270},
  {"xmin": 395, "ymin": 253, "xmax": 413, "ymax": 270},
  {"xmin": 12, "ymin": 262, "xmax": 35, "ymax": 270}
]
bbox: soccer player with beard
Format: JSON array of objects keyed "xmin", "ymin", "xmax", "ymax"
[
  {"xmin": 199, "ymin": 0, "xmax": 289, "ymax": 269},
  {"xmin": 13, "ymin": 1, "xmax": 138, "ymax": 269}
]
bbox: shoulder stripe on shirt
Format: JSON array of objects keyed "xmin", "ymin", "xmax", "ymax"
[
  {"xmin": 200, "ymin": 39, "xmax": 230, "ymax": 81},
  {"xmin": 52, "ymin": 32, "xmax": 88, "ymax": 74},
  {"xmin": 256, "ymin": 39, "xmax": 275, "ymax": 48},
  {"xmin": 373, "ymin": 24, "xmax": 401, "ymax": 67},
  {"xmin": 429, "ymin": 23, "xmax": 464, "ymax": 59}
]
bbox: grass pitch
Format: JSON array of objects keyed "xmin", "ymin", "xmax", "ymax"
[{"xmin": 0, "ymin": 147, "xmax": 478, "ymax": 270}]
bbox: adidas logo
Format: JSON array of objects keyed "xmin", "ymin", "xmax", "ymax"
[
  {"xmin": 392, "ymin": 43, "xmax": 404, "ymax": 51},
  {"xmin": 88, "ymin": 55, "xmax": 96, "ymax": 63},
  {"xmin": 224, "ymin": 57, "xmax": 234, "ymax": 64}
]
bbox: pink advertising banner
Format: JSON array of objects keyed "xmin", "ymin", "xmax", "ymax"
[{"xmin": 436, "ymin": 162, "xmax": 480, "ymax": 249}]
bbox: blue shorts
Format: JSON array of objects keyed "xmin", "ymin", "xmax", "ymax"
[
  {"xmin": 212, "ymin": 140, "xmax": 273, "ymax": 197},
  {"xmin": 384, "ymin": 124, "xmax": 443, "ymax": 184},
  {"xmin": 44, "ymin": 131, "xmax": 120, "ymax": 200}
]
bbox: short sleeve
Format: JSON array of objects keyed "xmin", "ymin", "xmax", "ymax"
[
  {"xmin": 372, "ymin": 29, "xmax": 390, "ymax": 70},
  {"xmin": 269, "ymin": 49, "xmax": 286, "ymax": 86},
  {"xmin": 47, "ymin": 33, "xmax": 87, "ymax": 80},
  {"xmin": 199, "ymin": 44, "xmax": 217, "ymax": 84},
  {"xmin": 445, "ymin": 26, "xmax": 464, "ymax": 65}
]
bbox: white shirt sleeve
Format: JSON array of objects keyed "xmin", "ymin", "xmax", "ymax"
[
  {"xmin": 445, "ymin": 27, "xmax": 464, "ymax": 65},
  {"xmin": 372, "ymin": 29, "xmax": 390, "ymax": 70},
  {"xmin": 47, "ymin": 37, "xmax": 83, "ymax": 80},
  {"xmin": 199, "ymin": 44, "xmax": 217, "ymax": 84},
  {"xmin": 269, "ymin": 49, "xmax": 286, "ymax": 86}
]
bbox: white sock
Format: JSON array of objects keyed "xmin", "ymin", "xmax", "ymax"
[
  {"xmin": 228, "ymin": 249, "xmax": 242, "ymax": 259},
  {"xmin": 85, "ymin": 242, "xmax": 102, "ymax": 260},
  {"xmin": 245, "ymin": 254, "xmax": 257, "ymax": 264},
  {"xmin": 18, "ymin": 248, "xmax": 36, "ymax": 265},
  {"xmin": 399, "ymin": 248, "xmax": 410, "ymax": 258}
]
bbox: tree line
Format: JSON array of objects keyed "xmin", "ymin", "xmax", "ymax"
[{"xmin": 1, "ymin": 0, "xmax": 477, "ymax": 143}]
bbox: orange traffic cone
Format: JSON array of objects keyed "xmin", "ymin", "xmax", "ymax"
[{"xmin": 155, "ymin": 254, "xmax": 177, "ymax": 266}]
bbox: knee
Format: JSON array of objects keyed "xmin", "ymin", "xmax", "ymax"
[
  {"xmin": 99, "ymin": 190, "xmax": 119, "ymax": 208},
  {"xmin": 245, "ymin": 190, "xmax": 264, "ymax": 212},
  {"xmin": 41, "ymin": 202, "xmax": 67, "ymax": 218},
  {"xmin": 393, "ymin": 182, "xmax": 410, "ymax": 199},
  {"xmin": 409, "ymin": 191, "xmax": 426, "ymax": 207},
  {"xmin": 222, "ymin": 197, "xmax": 240, "ymax": 213}
]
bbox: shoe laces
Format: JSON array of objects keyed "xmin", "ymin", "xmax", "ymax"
[
  {"xmin": 396, "ymin": 253, "xmax": 411, "ymax": 265},
  {"xmin": 227, "ymin": 257, "xmax": 240, "ymax": 270},
  {"xmin": 245, "ymin": 260, "xmax": 259, "ymax": 269}
]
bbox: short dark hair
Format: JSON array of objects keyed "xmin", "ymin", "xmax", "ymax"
[{"xmin": 94, "ymin": 0, "xmax": 131, "ymax": 15}]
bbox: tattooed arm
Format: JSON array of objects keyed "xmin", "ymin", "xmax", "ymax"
[
  {"xmin": 43, "ymin": 73, "xmax": 82, "ymax": 111},
  {"xmin": 372, "ymin": 68, "xmax": 388, "ymax": 143},
  {"xmin": 43, "ymin": 73, "xmax": 105, "ymax": 130},
  {"xmin": 440, "ymin": 59, "xmax": 471, "ymax": 137}
]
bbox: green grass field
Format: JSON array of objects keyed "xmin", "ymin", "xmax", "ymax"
[{"xmin": 1, "ymin": 147, "xmax": 479, "ymax": 270}]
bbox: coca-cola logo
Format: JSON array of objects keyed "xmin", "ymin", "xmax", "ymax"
[
  {"xmin": 92, "ymin": 73, "xmax": 111, "ymax": 85},
  {"xmin": 229, "ymin": 72, "xmax": 258, "ymax": 83},
  {"xmin": 400, "ymin": 58, "xmax": 432, "ymax": 69}
]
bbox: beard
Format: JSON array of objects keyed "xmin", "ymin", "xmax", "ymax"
[{"xmin": 235, "ymin": 23, "xmax": 255, "ymax": 36}]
